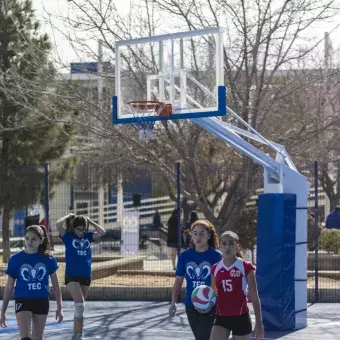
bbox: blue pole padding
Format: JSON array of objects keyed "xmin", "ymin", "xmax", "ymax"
[
  {"xmin": 112, "ymin": 96, "xmax": 118, "ymax": 124},
  {"xmin": 256, "ymin": 193, "xmax": 297, "ymax": 330},
  {"xmin": 217, "ymin": 85, "xmax": 227, "ymax": 115}
]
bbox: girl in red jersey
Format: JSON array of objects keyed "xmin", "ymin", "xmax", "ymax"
[{"xmin": 209, "ymin": 231, "xmax": 264, "ymax": 340}]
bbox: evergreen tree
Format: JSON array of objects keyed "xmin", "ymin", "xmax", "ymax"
[{"xmin": 0, "ymin": 0, "xmax": 75, "ymax": 262}]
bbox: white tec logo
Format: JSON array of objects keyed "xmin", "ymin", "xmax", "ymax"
[
  {"xmin": 72, "ymin": 239, "xmax": 90, "ymax": 256},
  {"xmin": 230, "ymin": 269, "xmax": 241, "ymax": 277},
  {"xmin": 20, "ymin": 263, "xmax": 47, "ymax": 290}
]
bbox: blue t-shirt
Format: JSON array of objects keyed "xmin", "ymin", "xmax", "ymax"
[
  {"xmin": 6, "ymin": 250, "xmax": 58, "ymax": 298},
  {"xmin": 176, "ymin": 247, "xmax": 222, "ymax": 305},
  {"xmin": 61, "ymin": 231, "xmax": 94, "ymax": 277},
  {"xmin": 326, "ymin": 212, "xmax": 340, "ymax": 229}
]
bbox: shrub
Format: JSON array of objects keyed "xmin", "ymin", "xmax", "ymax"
[{"xmin": 320, "ymin": 228, "xmax": 340, "ymax": 254}]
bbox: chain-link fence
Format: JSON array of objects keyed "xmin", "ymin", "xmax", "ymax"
[
  {"xmin": 309, "ymin": 161, "xmax": 340, "ymax": 302},
  {"xmin": 0, "ymin": 160, "xmax": 339, "ymax": 301}
]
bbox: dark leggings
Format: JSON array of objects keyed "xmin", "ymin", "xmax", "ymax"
[{"xmin": 185, "ymin": 305, "xmax": 215, "ymax": 340}]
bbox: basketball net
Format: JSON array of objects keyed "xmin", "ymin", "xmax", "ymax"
[{"xmin": 127, "ymin": 101, "xmax": 172, "ymax": 141}]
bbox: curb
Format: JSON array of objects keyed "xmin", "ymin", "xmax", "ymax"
[
  {"xmin": 60, "ymin": 287, "xmax": 340, "ymax": 303},
  {"xmin": 0, "ymin": 286, "xmax": 185, "ymax": 302},
  {"xmin": 117, "ymin": 270, "xmax": 175, "ymax": 277},
  {"xmin": 0, "ymin": 286, "xmax": 336, "ymax": 303}
]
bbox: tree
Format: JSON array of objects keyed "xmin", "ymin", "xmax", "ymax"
[
  {"xmin": 236, "ymin": 205, "xmax": 258, "ymax": 263},
  {"xmin": 47, "ymin": 0, "xmax": 339, "ymax": 236},
  {"xmin": 0, "ymin": 0, "xmax": 75, "ymax": 262},
  {"xmin": 274, "ymin": 63, "xmax": 340, "ymax": 211}
]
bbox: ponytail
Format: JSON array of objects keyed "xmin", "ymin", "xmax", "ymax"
[
  {"xmin": 39, "ymin": 225, "xmax": 51, "ymax": 255},
  {"xmin": 66, "ymin": 214, "xmax": 75, "ymax": 231},
  {"xmin": 236, "ymin": 248, "xmax": 243, "ymax": 258},
  {"xmin": 66, "ymin": 214, "xmax": 88, "ymax": 232}
]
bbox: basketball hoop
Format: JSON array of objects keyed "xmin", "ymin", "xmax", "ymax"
[{"xmin": 127, "ymin": 101, "xmax": 172, "ymax": 141}]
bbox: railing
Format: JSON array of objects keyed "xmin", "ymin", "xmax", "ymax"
[{"xmin": 74, "ymin": 195, "xmax": 177, "ymax": 229}]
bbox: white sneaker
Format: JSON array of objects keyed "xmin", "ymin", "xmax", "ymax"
[{"xmin": 76, "ymin": 333, "xmax": 85, "ymax": 340}]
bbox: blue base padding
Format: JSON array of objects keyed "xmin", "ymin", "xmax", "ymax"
[{"xmin": 256, "ymin": 193, "xmax": 297, "ymax": 330}]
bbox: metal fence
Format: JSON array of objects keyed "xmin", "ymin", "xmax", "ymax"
[
  {"xmin": 0, "ymin": 160, "xmax": 339, "ymax": 301},
  {"xmin": 310, "ymin": 161, "xmax": 340, "ymax": 302}
]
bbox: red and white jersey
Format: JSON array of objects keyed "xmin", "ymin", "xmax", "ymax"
[{"xmin": 211, "ymin": 258, "xmax": 255, "ymax": 316}]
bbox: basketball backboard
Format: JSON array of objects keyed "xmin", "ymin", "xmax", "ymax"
[{"xmin": 112, "ymin": 27, "xmax": 227, "ymax": 124}]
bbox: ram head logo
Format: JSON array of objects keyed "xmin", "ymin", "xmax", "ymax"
[
  {"xmin": 20, "ymin": 263, "xmax": 47, "ymax": 282},
  {"xmin": 72, "ymin": 239, "xmax": 90, "ymax": 250},
  {"xmin": 186, "ymin": 261, "xmax": 211, "ymax": 280}
]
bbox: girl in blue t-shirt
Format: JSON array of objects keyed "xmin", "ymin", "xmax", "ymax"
[
  {"xmin": 56, "ymin": 213, "xmax": 106, "ymax": 340},
  {"xmin": 169, "ymin": 220, "xmax": 222, "ymax": 340},
  {"xmin": 0, "ymin": 225, "xmax": 63, "ymax": 340}
]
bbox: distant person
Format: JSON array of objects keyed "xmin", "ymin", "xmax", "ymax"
[
  {"xmin": 181, "ymin": 197, "xmax": 197, "ymax": 234},
  {"xmin": 325, "ymin": 206, "xmax": 340, "ymax": 229},
  {"xmin": 183, "ymin": 211, "xmax": 199, "ymax": 248},
  {"xmin": 152, "ymin": 209, "xmax": 163, "ymax": 242},
  {"xmin": 153, "ymin": 210, "xmax": 163, "ymax": 229},
  {"xmin": 167, "ymin": 209, "xmax": 180, "ymax": 270}
]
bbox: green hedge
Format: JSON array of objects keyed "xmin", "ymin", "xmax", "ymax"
[{"xmin": 320, "ymin": 228, "xmax": 340, "ymax": 254}]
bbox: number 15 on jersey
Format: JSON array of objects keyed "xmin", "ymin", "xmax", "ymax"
[{"xmin": 222, "ymin": 279, "xmax": 233, "ymax": 292}]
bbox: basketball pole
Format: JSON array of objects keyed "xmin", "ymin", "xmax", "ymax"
[
  {"xmin": 111, "ymin": 26, "xmax": 310, "ymax": 330},
  {"xmin": 195, "ymin": 116, "xmax": 310, "ymax": 329}
]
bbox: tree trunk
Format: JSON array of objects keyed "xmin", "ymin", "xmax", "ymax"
[
  {"xmin": 329, "ymin": 194, "xmax": 339, "ymax": 212},
  {"xmin": 2, "ymin": 203, "xmax": 11, "ymax": 263},
  {"xmin": 251, "ymin": 246, "xmax": 255, "ymax": 264}
]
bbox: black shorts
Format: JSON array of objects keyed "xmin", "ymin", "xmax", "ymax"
[
  {"xmin": 15, "ymin": 298, "xmax": 49, "ymax": 315},
  {"xmin": 213, "ymin": 312, "xmax": 252, "ymax": 336},
  {"xmin": 186, "ymin": 305, "xmax": 215, "ymax": 340},
  {"xmin": 65, "ymin": 275, "xmax": 91, "ymax": 286}
]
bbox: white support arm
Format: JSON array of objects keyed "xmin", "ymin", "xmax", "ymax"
[
  {"xmin": 194, "ymin": 117, "xmax": 281, "ymax": 180},
  {"xmin": 218, "ymin": 121, "xmax": 297, "ymax": 171}
]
